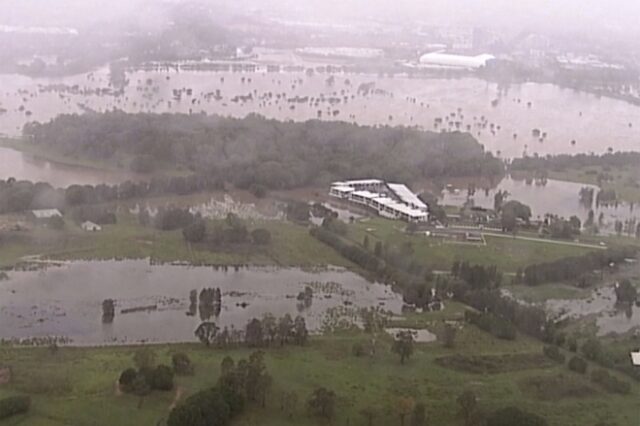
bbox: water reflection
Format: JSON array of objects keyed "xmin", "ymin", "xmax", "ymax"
[{"xmin": 0, "ymin": 259, "xmax": 402, "ymax": 345}]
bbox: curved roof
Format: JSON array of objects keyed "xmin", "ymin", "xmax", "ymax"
[{"xmin": 419, "ymin": 52, "xmax": 495, "ymax": 69}]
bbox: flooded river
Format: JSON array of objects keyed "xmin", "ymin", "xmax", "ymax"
[
  {"xmin": 0, "ymin": 146, "xmax": 135, "ymax": 186},
  {"xmin": 0, "ymin": 260, "xmax": 402, "ymax": 346},
  {"xmin": 1, "ymin": 66, "xmax": 640, "ymax": 160},
  {"xmin": 441, "ymin": 176, "xmax": 638, "ymax": 233}
]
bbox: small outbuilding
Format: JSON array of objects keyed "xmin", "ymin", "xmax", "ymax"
[
  {"xmin": 29, "ymin": 209, "xmax": 62, "ymax": 221},
  {"xmin": 81, "ymin": 221, "xmax": 102, "ymax": 232},
  {"xmin": 631, "ymin": 351, "xmax": 640, "ymax": 366}
]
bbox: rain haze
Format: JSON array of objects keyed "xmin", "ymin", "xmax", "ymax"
[{"xmin": 0, "ymin": 1, "xmax": 639, "ymax": 425}]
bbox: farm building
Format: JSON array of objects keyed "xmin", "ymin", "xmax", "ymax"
[
  {"xmin": 329, "ymin": 179, "xmax": 428, "ymax": 222},
  {"xmin": 29, "ymin": 209, "xmax": 62, "ymax": 221},
  {"xmin": 632, "ymin": 351, "xmax": 640, "ymax": 366},
  {"xmin": 81, "ymin": 221, "xmax": 102, "ymax": 232}
]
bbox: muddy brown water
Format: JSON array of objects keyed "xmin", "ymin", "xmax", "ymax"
[{"xmin": 0, "ymin": 259, "xmax": 402, "ymax": 345}]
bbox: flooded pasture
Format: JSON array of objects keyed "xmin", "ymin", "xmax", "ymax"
[
  {"xmin": 0, "ymin": 146, "xmax": 137, "ymax": 187},
  {"xmin": 440, "ymin": 176, "xmax": 639, "ymax": 234},
  {"xmin": 1, "ymin": 64, "xmax": 640, "ymax": 162},
  {"xmin": 0, "ymin": 259, "xmax": 402, "ymax": 345},
  {"xmin": 546, "ymin": 286, "xmax": 640, "ymax": 336}
]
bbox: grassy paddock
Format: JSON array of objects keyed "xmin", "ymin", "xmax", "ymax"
[{"xmin": 0, "ymin": 315, "xmax": 637, "ymax": 426}]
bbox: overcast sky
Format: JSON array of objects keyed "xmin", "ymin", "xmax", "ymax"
[{"xmin": 2, "ymin": 0, "xmax": 639, "ymax": 39}]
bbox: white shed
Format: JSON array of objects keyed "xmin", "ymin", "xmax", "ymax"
[{"xmin": 81, "ymin": 221, "xmax": 102, "ymax": 232}]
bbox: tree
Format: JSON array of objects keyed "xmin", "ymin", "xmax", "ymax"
[
  {"xmin": 392, "ymin": 330, "xmax": 415, "ymax": 364},
  {"xmin": 131, "ymin": 374, "xmax": 151, "ymax": 408},
  {"xmin": 581, "ymin": 338, "xmax": 603, "ymax": 362},
  {"xmin": 168, "ymin": 388, "xmax": 231, "ymax": 426},
  {"xmin": 615, "ymin": 279, "xmax": 637, "ymax": 304},
  {"xmin": 277, "ymin": 314, "xmax": 294, "ymax": 346},
  {"xmin": 245, "ymin": 318, "xmax": 264, "ymax": 347},
  {"xmin": 195, "ymin": 322, "xmax": 220, "ymax": 347},
  {"xmin": 568, "ymin": 356, "xmax": 588, "ymax": 374},
  {"xmin": 251, "ymin": 228, "xmax": 271, "ymax": 245},
  {"xmin": 457, "ymin": 390, "xmax": 478, "ymax": 426},
  {"xmin": 133, "ymin": 347, "xmax": 156, "ymax": 370},
  {"xmin": 307, "ymin": 387, "xmax": 336, "ymax": 420},
  {"xmin": 119, "ymin": 368, "xmax": 138, "ymax": 392},
  {"xmin": 486, "ymin": 407, "xmax": 547, "ymax": 426},
  {"xmin": 363, "ymin": 235, "xmax": 370, "ymax": 250},
  {"xmin": 410, "ymin": 402, "xmax": 426, "ymax": 426},
  {"xmin": 172, "ymin": 352, "xmax": 194, "ymax": 375},
  {"xmin": 293, "ymin": 315, "xmax": 308, "ymax": 346},
  {"xmin": 151, "ymin": 365, "xmax": 175, "ymax": 391},
  {"xmin": 102, "ymin": 299, "xmax": 115, "ymax": 323},
  {"xmin": 396, "ymin": 396, "xmax": 415, "ymax": 426}
]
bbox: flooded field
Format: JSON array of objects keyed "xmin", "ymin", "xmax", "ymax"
[
  {"xmin": 440, "ymin": 176, "xmax": 638, "ymax": 233},
  {"xmin": 0, "ymin": 146, "xmax": 137, "ymax": 186},
  {"xmin": 0, "ymin": 260, "xmax": 402, "ymax": 345},
  {"xmin": 1, "ymin": 66, "xmax": 640, "ymax": 160},
  {"xmin": 546, "ymin": 286, "xmax": 640, "ymax": 336}
]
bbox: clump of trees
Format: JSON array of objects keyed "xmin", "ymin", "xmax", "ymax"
[
  {"xmin": 590, "ymin": 369, "xmax": 632, "ymax": 395},
  {"xmin": 523, "ymin": 246, "xmax": 638, "ymax": 287},
  {"xmin": 391, "ymin": 330, "xmax": 415, "ymax": 364},
  {"xmin": 24, "ymin": 112, "xmax": 504, "ymax": 190},
  {"xmin": 194, "ymin": 314, "xmax": 308, "ymax": 349},
  {"xmin": 168, "ymin": 352, "xmax": 270, "ymax": 426},
  {"xmin": 118, "ymin": 347, "xmax": 174, "ymax": 400}
]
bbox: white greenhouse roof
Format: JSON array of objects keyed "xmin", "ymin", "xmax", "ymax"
[{"xmin": 387, "ymin": 183, "xmax": 428, "ymax": 210}]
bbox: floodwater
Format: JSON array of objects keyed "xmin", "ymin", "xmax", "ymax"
[
  {"xmin": 546, "ymin": 286, "xmax": 640, "ymax": 336},
  {"xmin": 440, "ymin": 176, "xmax": 638, "ymax": 233},
  {"xmin": 1, "ymin": 65, "xmax": 640, "ymax": 161},
  {"xmin": 0, "ymin": 260, "xmax": 402, "ymax": 345},
  {"xmin": 0, "ymin": 146, "xmax": 136, "ymax": 187}
]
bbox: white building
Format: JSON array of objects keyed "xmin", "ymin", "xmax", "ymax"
[
  {"xmin": 81, "ymin": 221, "xmax": 102, "ymax": 232},
  {"xmin": 631, "ymin": 351, "xmax": 640, "ymax": 366},
  {"xmin": 329, "ymin": 180, "xmax": 428, "ymax": 223},
  {"xmin": 30, "ymin": 209, "xmax": 62, "ymax": 220},
  {"xmin": 418, "ymin": 52, "xmax": 495, "ymax": 70}
]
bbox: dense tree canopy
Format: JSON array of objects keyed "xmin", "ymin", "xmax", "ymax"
[{"xmin": 24, "ymin": 112, "xmax": 504, "ymax": 190}]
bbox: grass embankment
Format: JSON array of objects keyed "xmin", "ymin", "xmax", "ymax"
[
  {"xmin": 345, "ymin": 217, "xmax": 598, "ymax": 273},
  {"xmin": 548, "ymin": 165, "xmax": 640, "ymax": 203},
  {"xmin": 0, "ymin": 304, "xmax": 637, "ymax": 426},
  {"xmin": 0, "ymin": 214, "xmax": 352, "ymax": 269}
]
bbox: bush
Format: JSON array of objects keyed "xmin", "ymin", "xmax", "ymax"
[
  {"xmin": 568, "ymin": 356, "xmax": 588, "ymax": 374},
  {"xmin": 591, "ymin": 369, "xmax": 632, "ymax": 395},
  {"xmin": 151, "ymin": 365, "xmax": 175, "ymax": 391},
  {"xmin": 352, "ymin": 343, "xmax": 366, "ymax": 357},
  {"xmin": 543, "ymin": 345, "xmax": 566, "ymax": 364},
  {"xmin": 168, "ymin": 388, "xmax": 232, "ymax": 426},
  {"xmin": 251, "ymin": 228, "xmax": 271, "ymax": 245},
  {"xmin": 119, "ymin": 368, "xmax": 138, "ymax": 391},
  {"xmin": 0, "ymin": 396, "xmax": 30, "ymax": 420},
  {"xmin": 172, "ymin": 352, "xmax": 194, "ymax": 375}
]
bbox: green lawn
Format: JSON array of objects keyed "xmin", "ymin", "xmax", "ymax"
[
  {"xmin": 0, "ymin": 214, "xmax": 352, "ymax": 269},
  {"xmin": 0, "ymin": 307, "xmax": 637, "ymax": 426},
  {"xmin": 346, "ymin": 218, "xmax": 597, "ymax": 273}
]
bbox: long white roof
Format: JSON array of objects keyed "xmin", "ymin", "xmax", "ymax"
[
  {"xmin": 32, "ymin": 209, "xmax": 62, "ymax": 219},
  {"xmin": 632, "ymin": 351, "xmax": 640, "ymax": 366},
  {"xmin": 388, "ymin": 183, "xmax": 428, "ymax": 210},
  {"xmin": 419, "ymin": 52, "xmax": 495, "ymax": 69},
  {"xmin": 334, "ymin": 179, "xmax": 384, "ymax": 186}
]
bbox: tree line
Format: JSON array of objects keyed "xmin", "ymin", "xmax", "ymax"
[{"xmin": 24, "ymin": 111, "xmax": 504, "ymax": 189}]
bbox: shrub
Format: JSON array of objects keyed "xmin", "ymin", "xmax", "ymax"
[
  {"xmin": 151, "ymin": 365, "xmax": 175, "ymax": 391},
  {"xmin": 172, "ymin": 352, "xmax": 194, "ymax": 375},
  {"xmin": 568, "ymin": 356, "xmax": 588, "ymax": 374},
  {"xmin": 0, "ymin": 396, "xmax": 30, "ymax": 420},
  {"xmin": 543, "ymin": 345, "xmax": 566, "ymax": 364},
  {"xmin": 119, "ymin": 368, "xmax": 138, "ymax": 391},
  {"xmin": 486, "ymin": 406, "xmax": 547, "ymax": 426},
  {"xmin": 352, "ymin": 343, "xmax": 366, "ymax": 357}
]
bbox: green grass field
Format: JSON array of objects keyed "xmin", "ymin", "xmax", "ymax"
[
  {"xmin": 0, "ymin": 214, "xmax": 352, "ymax": 269},
  {"xmin": 346, "ymin": 217, "xmax": 598, "ymax": 273},
  {"xmin": 0, "ymin": 304, "xmax": 637, "ymax": 426}
]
